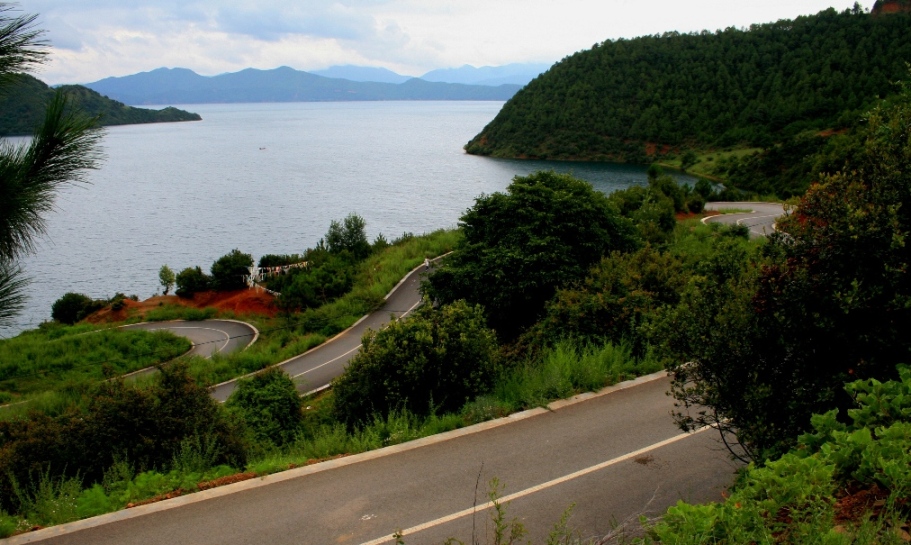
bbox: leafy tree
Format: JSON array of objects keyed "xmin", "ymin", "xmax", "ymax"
[
  {"xmin": 333, "ymin": 301, "xmax": 499, "ymax": 427},
  {"xmin": 210, "ymin": 249, "xmax": 252, "ymax": 291},
  {"xmin": 325, "ymin": 213, "xmax": 371, "ymax": 260},
  {"xmin": 425, "ymin": 171, "xmax": 638, "ymax": 338},
  {"xmin": 0, "ymin": 4, "xmax": 102, "ymax": 327},
  {"xmin": 50, "ymin": 292, "xmax": 104, "ymax": 325},
  {"xmin": 158, "ymin": 264, "xmax": 175, "ymax": 296},
  {"xmin": 175, "ymin": 266, "xmax": 210, "ymax": 298},
  {"xmin": 668, "ymin": 90, "xmax": 911, "ymax": 461},
  {"xmin": 226, "ymin": 368, "xmax": 303, "ymax": 448}
]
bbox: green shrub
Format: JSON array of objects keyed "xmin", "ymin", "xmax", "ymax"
[
  {"xmin": 686, "ymin": 194, "xmax": 706, "ymax": 213},
  {"xmin": 226, "ymin": 368, "xmax": 303, "ymax": 448},
  {"xmin": 275, "ymin": 253, "xmax": 354, "ymax": 311},
  {"xmin": 0, "ymin": 362, "xmax": 246, "ymax": 514},
  {"xmin": 210, "ymin": 249, "xmax": 253, "ymax": 291},
  {"xmin": 50, "ymin": 292, "xmax": 103, "ymax": 324},
  {"xmin": 333, "ymin": 301, "xmax": 499, "ymax": 427},
  {"xmin": 175, "ymin": 266, "xmax": 210, "ymax": 297}
]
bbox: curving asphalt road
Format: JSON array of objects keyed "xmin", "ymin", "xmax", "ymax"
[
  {"xmin": 703, "ymin": 201, "xmax": 785, "ymax": 237},
  {"xmin": 121, "ymin": 320, "xmax": 258, "ymax": 359},
  {"xmin": 8, "ymin": 374, "xmax": 738, "ymax": 545},
  {"xmin": 208, "ymin": 261, "xmax": 434, "ymax": 401}
]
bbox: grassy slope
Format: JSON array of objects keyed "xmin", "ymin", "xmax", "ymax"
[{"xmin": 0, "ymin": 324, "xmax": 190, "ymax": 403}]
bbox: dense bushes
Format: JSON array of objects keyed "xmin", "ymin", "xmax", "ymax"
[
  {"xmin": 333, "ymin": 301, "xmax": 499, "ymax": 427},
  {"xmin": 274, "ymin": 250, "xmax": 354, "ymax": 312},
  {"xmin": 642, "ymin": 367, "xmax": 911, "ymax": 543},
  {"xmin": 667, "ymin": 90, "xmax": 911, "ymax": 461},
  {"xmin": 325, "ymin": 213, "xmax": 371, "ymax": 260},
  {"xmin": 50, "ymin": 292, "xmax": 104, "ymax": 325},
  {"xmin": 226, "ymin": 368, "xmax": 303, "ymax": 448},
  {"xmin": 0, "ymin": 363, "xmax": 245, "ymax": 514},
  {"xmin": 174, "ymin": 249, "xmax": 251, "ymax": 297}
]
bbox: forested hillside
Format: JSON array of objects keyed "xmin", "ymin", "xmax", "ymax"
[
  {"xmin": 0, "ymin": 74, "xmax": 200, "ymax": 136},
  {"xmin": 466, "ymin": 6, "xmax": 911, "ymax": 163}
]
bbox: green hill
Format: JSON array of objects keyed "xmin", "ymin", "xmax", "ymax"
[
  {"xmin": 465, "ymin": 7, "xmax": 911, "ymax": 163},
  {"xmin": 0, "ymin": 74, "xmax": 201, "ymax": 137}
]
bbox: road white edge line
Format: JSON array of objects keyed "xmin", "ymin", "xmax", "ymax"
[
  {"xmin": 359, "ymin": 426, "xmax": 712, "ymax": 545},
  {"xmin": 3, "ymin": 371, "xmax": 669, "ymax": 544}
]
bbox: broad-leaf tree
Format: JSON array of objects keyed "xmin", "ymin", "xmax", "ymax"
[
  {"xmin": 668, "ymin": 87, "xmax": 911, "ymax": 461},
  {"xmin": 425, "ymin": 171, "xmax": 638, "ymax": 338}
]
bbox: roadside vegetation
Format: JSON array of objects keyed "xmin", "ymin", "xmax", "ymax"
[
  {"xmin": 0, "ymin": 166, "xmax": 745, "ymax": 535},
  {"xmin": 4, "ymin": 4, "xmax": 911, "ymax": 542},
  {"xmin": 0, "ymin": 323, "xmax": 189, "ymax": 404}
]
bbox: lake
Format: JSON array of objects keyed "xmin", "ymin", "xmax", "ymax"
[{"xmin": 5, "ymin": 101, "xmax": 695, "ymax": 335}]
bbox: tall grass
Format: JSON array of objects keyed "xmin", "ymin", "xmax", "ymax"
[
  {"xmin": 493, "ymin": 340, "xmax": 662, "ymax": 411},
  {"xmin": 0, "ymin": 323, "xmax": 190, "ymax": 402}
]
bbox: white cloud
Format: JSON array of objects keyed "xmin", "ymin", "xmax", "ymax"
[{"xmin": 19, "ymin": 0, "xmax": 863, "ymax": 84}]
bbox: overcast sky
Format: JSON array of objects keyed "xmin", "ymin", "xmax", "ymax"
[{"xmin": 21, "ymin": 0, "xmax": 863, "ymax": 85}]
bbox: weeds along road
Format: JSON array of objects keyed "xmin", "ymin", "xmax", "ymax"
[
  {"xmin": 13, "ymin": 374, "xmax": 739, "ymax": 545},
  {"xmin": 209, "ymin": 261, "xmax": 433, "ymax": 401},
  {"xmin": 703, "ymin": 201, "xmax": 786, "ymax": 237}
]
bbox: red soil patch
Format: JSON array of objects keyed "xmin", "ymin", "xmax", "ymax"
[
  {"xmin": 197, "ymin": 472, "xmax": 257, "ymax": 491},
  {"xmin": 126, "ymin": 489, "xmax": 186, "ymax": 508},
  {"xmin": 85, "ymin": 289, "xmax": 278, "ymax": 324},
  {"xmin": 187, "ymin": 289, "xmax": 277, "ymax": 316},
  {"xmin": 677, "ymin": 211, "xmax": 720, "ymax": 221},
  {"xmin": 817, "ymin": 128, "xmax": 849, "ymax": 138}
]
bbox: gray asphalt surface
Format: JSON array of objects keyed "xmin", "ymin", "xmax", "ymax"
[
  {"xmin": 703, "ymin": 201, "xmax": 786, "ymax": 237},
  {"xmin": 121, "ymin": 320, "xmax": 257, "ymax": 359},
  {"xmin": 209, "ymin": 262, "xmax": 432, "ymax": 401},
  {"xmin": 12, "ymin": 375, "xmax": 738, "ymax": 545}
]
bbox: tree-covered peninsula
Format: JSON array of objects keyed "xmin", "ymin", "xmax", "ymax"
[
  {"xmin": 465, "ymin": 6, "xmax": 911, "ymax": 164},
  {"xmin": 0, "ymin": 74, "xmax": 200, "ymax": 136}
]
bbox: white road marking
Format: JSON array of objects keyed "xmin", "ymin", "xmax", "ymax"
[
  {"xmin": 290, "ymin": 345, "xmax": 362, "ymax": 378},
  {"xmin": 358, "ymin": 426, "xmax": 713, "ymax": 545},
  {"xmin": 289, "ymin": 298, "xmax": 424, "ymax": 379},
  {"xmin": 160, "ymin": 327, "xmax": 231, "ymax": 353}
]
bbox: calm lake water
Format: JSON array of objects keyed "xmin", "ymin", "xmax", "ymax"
[{"xmin": 5, "ymin": 101, "xmax": 695, "ymax": 336}]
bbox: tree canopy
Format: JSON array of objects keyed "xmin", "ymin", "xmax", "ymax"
[
  {"xmin": 466, "ymin": 7, "xmax": 911, "ymax": 162},
  {"xmin": 424, "ymin": 171, "xmax": 638, "ymax": 338}
]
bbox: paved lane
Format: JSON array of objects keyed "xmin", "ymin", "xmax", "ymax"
[
  {"xmin": 209, "ymin": 261, "xmax": 433, "ymax": 401},
  {"xmin": 704, "ymin": 201, "xmax": 785, "ymax": 237},
  {"xmin": 13, "ymin": 374, "xmax": 738, "ymax": 545},
  {"xmin": 122, "ymin": 320, "xmax": 258, "ymax": 359}
]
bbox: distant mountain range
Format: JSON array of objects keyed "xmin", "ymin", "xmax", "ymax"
[
  {"xmin": 309, "ymin": 63, "xmax": 550, "ymax": 86},
  {"xmin": 84, "ymin": 65, "xmax": 537, "ymax": 106},
  {"xmin": 420, "ymin": 63, "xmax": 551, "ymax": 86}
]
